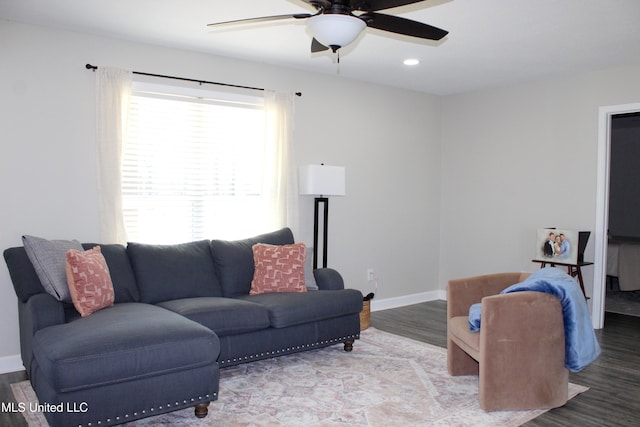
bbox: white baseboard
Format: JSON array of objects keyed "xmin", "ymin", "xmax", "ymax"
[
  {"xmin": 370, "ymin": 290, "xmax": 446, "ymax": 312},
  {"xmin": 0, "ymin": 354, "xmax": 24, "ymax": 374}
]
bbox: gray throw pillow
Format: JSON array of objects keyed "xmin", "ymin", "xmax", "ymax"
[
  {"xmin": 305, "ymin": 246, "xmax": 318, "ymax": 290},
  {"xmin": 22, "ymin": 235, "xmax": 83, "ymax": 302}
]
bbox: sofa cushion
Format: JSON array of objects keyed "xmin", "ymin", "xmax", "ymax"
[
  {"xmin": 448, "ymin": 315, "xmax": 480, "ymax": 360},
  {"xmin": 210, "ymin": 228, "xmax": 294, "ymax": 297},
  {"xmin": 22, "ymin": 235, "xmax": 83, "ymax": 303},
  {"xmin": 236, "ymin": 289, "xmax": 363, "ymax": 328},
  {"xmin": 4, "ymin": 243, "xmax": 139, "ymax": 306},
  {"xmin": 158, "ymin": 297, "xmax": 270, "ymax": 337},
  {"xmin": 250, "ymin": 243, "xmax": 307, "ymax": 295},
  {"xmin": 82, "ymin": 243, "xmax": 139, "ymax": 303},
  {"xmin": 32, "ymin": 303, "xmax": 219, "ymax": 393},
  {"xmin": 127, "ymin": 240, "xmax": 222, "ymax": 303},
  {"xmin": 65, "ymin": 246, "xmax": 115, "ymax": 317}
]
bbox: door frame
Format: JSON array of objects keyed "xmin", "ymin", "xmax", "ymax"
[{"xmin": 593, "ymin": 102, "xmax": 640, "ymax": 328}]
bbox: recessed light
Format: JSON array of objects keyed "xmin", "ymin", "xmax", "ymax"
[{"xmin": 403, "ymin": 59, "xmax": 420, "ymax": 66}]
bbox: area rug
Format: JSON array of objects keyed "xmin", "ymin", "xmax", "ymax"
[{"xmin": 11, "ymin": 328, "xmax": 588, "ymax": 427}]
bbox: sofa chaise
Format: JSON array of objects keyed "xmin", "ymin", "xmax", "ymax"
[{"xmin": 4, "ymin": 227, "xmax": 363, "ymax": 427}]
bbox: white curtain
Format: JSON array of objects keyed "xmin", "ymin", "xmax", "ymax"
[
  {"xmin": 95, "ymin": 67, "xmax": 132, "ymax": 244},
  {"xmin": 95, "ymin": 72, "xmax": 296, "ymax": 243},
  {"xmin": 262, "ymin": 90, "xmax": 299, "ymax": 236}
]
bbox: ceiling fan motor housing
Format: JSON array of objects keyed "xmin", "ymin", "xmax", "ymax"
[{"xmin": 308, "ymin": 14, "xmax": 366, "ymax": 50}]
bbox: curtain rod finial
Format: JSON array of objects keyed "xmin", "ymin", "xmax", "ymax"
[{"xmin": 86, "ymin": 64, "xmax": 97, "ymax": 71}]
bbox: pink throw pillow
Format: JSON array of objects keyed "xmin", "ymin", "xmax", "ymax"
[
  {"xmin": 250, "ymin": 243, "xmax": 307, "ymax": 295},
  {"xmin": 66, "ymin": 246, "xmax": 115, "ymax": 317}
]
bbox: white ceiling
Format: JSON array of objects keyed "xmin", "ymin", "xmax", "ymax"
[{"xmin": 2, "ymin": 0, "xmax": 640, "ymax": 95}]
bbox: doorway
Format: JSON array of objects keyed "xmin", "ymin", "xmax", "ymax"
[{"xmin": 593, "ymin": 102, "xmax": 640, "ymax": 328}]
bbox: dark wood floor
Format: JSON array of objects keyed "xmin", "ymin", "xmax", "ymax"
[
  {"xmin": 371, "ymin": 300, "xmax": 640, "ymax": 427},
  {"xmin": 2, "ymin": 301, "xmax": 639, "ymax": 426},
  {"xmin": 1, "ymin": 370, "xmax": 27, "ymax": 427}
]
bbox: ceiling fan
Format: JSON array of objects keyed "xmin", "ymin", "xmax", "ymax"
[{"xmin": 207, "ymin": 0, "xmax": 448, "ymax": 54}]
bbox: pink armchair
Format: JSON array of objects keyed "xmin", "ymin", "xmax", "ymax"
[{"xmin": 447, "ymin": 272, "xmax": 569, "ymax": 411}]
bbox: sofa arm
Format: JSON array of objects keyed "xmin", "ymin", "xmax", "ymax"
[
  {"xmin": 21, "ymin": 293, "xmax": 66, "ymax": 331},
  {"xmin": 478, "ymin": 291, "xmax": 567, "ymax": 409},
  {"xmin": 447, "ymin": 272, "xmax": 529, "ymax": 319},
  {"xmin": 480, "ymin": 291, "xmax": 564, "ymax": 345},
  {"xmin": 18, "ymin": 293, "xmax": 66, "ymax": 372},
  {"xmin": 313, "ymin": 268, "xmax": 345, "ymax": 290}
]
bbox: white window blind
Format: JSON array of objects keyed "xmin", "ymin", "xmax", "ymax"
[{"xmin": 123, "ymin": 82, "xmax": 267, "ymax": 243}]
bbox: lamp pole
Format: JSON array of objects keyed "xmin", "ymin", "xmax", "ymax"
[{"xmin": 313, "ymin": 196, "xmax": 330, "ymax": 269}]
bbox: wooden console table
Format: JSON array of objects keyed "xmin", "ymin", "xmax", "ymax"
[{"xmin": 531, "ymin": 259, "xmax": 593, "ymax": 299}]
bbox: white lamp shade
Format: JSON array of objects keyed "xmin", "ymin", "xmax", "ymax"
[
  {"xmin": 308, "ymin": 14, "xmax": 366, "ymax": 49},
  {"xmin": 299, "ymin": 165, "xmax": 346, "ymax": 196}
]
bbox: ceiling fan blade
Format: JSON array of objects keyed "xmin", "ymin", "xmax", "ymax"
[
  {"xmin": 297, "ymin": 0, "xmax": 332, "ymax": 10},
  {"xmin": 207, "ymin": 13, "xmax": 312, "ymax": 28},
  {"xmin": 361, "ymin": 12, "xmax": 448, "ymax": 40},
  {"xmin": 311, "ymin": 37, "xmax": 329, "ymax": 53},
  {"xmin": 352, "ymin": 0, "xmax": 426, "ymax": 12},
  {"xmin": 311, "ymin": 37, "xmax": 330, "ymax": 52}
]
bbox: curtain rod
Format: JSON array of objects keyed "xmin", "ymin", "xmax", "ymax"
[{"xmin": 85, "ymin": 64, "xmax": 302, "ymax": 97}]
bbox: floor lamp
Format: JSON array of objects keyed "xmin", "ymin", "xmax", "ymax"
[{"xmin": 299, "ymin": 164, "xmax": 346, "ymax": 269}]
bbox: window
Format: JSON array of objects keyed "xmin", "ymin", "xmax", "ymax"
[{"xmin": 123, "ymin": 82, "xmax": 269, "ymax": 243}]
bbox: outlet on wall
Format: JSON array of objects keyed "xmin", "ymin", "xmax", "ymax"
[{"xmin": 367, "ymin": 269, "xmax": 375, "ymax": 281}]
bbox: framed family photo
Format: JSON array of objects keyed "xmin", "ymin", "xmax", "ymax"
[{"xmin": 534, "ymin": 228, "xmax": 579, "ymax": 264}]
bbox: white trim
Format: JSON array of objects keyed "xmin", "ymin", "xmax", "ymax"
[
  {"xmin": 0, "ymin": 355, "xmax": 24, "ymax": 374},
  {"xmin": 371, "ymin": 290, "xmax": 446, "ymax": 312},
  {"xmin": 594, "ymin": 102, "xmax": 640, "ymax": 329}
]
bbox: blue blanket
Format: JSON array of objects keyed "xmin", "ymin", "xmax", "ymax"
[{"xmin": 468, "ymin": 267, "xmax": 601, "ymax": 372}]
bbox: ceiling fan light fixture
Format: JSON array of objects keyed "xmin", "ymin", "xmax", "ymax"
[{"xmin": 308, "ymin": 14, "xmax": 366, "ymax": 50}]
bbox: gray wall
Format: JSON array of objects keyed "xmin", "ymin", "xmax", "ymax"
[
  {"xmin": 3, "ymin": 17, "xmax": 640, "ymax": 373},
  {"xmin": 439, "ymin": 64, "xmax": 640, "ymax": 302},
  {"xmin": 0, "ymin": 20, "xmax": 442, "ymax": 369}
]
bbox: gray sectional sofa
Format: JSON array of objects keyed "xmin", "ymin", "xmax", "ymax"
[{"xmin": 4, "ymin": 227, "xmax": 363, "ymax": 427}]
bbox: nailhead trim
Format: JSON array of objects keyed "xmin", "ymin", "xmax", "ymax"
[
  {"xmin": 219, "ymin": 334, "xmax": 360, "ymax": 366},
  {"xmin": 77, "ymin": 393, "xmax": 216, "ymax": 427}
]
